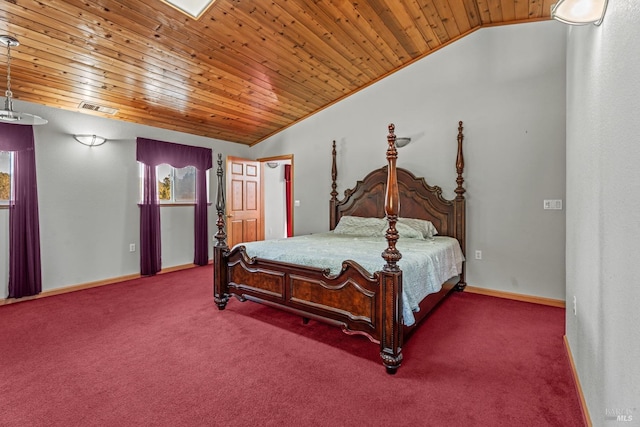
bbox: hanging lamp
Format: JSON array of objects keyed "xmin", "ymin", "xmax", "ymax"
[
  {"xmin": 0, "ymin": 35, "xmax": 47, "ymax": 125},
  {"xmin": 551, "ymin": 0, "xmax": 608, "ymax": 26}
]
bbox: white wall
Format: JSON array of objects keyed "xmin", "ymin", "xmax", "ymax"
[
  {"xmin": 0, "ymin": 101, "xmax": 249, "ymax": 298},
  {"xmin": 565, "ymin": 1, "xmax": 640, "ymax": 423},
  {"xmin": 252, "ymin": 21, "xmax": 567, "ymax": 300}
]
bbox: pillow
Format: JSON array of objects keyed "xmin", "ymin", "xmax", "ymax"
[
  {"xmin": 398, "ymin": 217, "xmax": 438, "ymax": 239},
  {"xmin": 333, "ymin": 215, "xmax": 433, "ymax": 240},
  {"xmin": 394, "ymin": 221, "xmax": 425, "ymax": 239},
  {"xmin": 333, "ymin": 216, "xmax": 386, "ymax": 237}
]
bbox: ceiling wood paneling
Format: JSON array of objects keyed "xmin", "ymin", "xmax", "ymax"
[{"xmin": 0, "ymin": 0, "xmax": 550, "ymax": 145}]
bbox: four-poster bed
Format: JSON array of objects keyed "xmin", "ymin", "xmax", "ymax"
[{"xmin": 213, "ymin": 122, "xmax": 466, "ymax": 374}]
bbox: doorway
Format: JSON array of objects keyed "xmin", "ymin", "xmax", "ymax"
[{"xmin": 259, "ymin": 155, "xmax": 293, "ymax": 240}]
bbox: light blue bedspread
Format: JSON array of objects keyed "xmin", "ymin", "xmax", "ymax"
[{"xmin": 234, "ymin": 233, "xmax": 464, "ymax": 326}]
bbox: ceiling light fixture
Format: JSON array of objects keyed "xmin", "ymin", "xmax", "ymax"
[
  {"xmin": 551, "ymin": 0, "xmax": 608, "ymax": 25},
  {"xmin": 266, "ymin": 162, "xmax": 279, "ymax": 169},
  {"xmin": 0, "ymin": 35, "xmax": 47, "ymax": 125},
  {"xmin": 74, "ymin": 134, "xmax": 107, "ymax": 147}
]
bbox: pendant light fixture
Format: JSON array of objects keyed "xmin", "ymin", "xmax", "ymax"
[
  {"xmin": 0, "ymin": 35, "xmax": 47, "ymax": 125},
  {"xmin": 551, "ymin": 0, "xmax": 608, "ymax": 26}
]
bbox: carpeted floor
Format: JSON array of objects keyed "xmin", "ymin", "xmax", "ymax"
[{"xmin": 0, "ymin": 265, "xmax": 584, "ymax": 426}]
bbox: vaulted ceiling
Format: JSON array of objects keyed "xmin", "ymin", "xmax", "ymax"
[{"xmin": 0, "ymin": 0, "xmax": 552, "ymax": 145}]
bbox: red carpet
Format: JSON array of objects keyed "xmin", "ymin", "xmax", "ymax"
[{"xmin": 0, "ymin": 265, "xmax": 584, "ymax": 426}]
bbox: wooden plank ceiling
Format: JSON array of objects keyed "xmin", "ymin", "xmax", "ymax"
[{"xmin": 0, "ymin": 0, "xmax": 552, "ymax": 145}]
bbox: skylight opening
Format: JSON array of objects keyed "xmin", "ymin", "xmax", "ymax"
[{"xmin": 160, "ymin": 0, "xmax": 217, "ymax": 20}]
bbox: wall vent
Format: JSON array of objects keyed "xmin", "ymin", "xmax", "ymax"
[{"xmin": 78, "ymin": 101, "xmax": 118, "ymax": 115}]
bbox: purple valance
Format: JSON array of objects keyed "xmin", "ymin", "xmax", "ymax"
[
  {"xmin": 136, "ymin": 138, "xmax": 212, "ymax": 170},
  {"xmin": 0, "ymin": 123, "xmax": 35, "ymax": 151}
]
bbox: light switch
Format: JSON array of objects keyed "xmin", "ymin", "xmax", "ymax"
[{"xmin": 543, "ymin": 199, "xmax": 563, "ymax": 210}]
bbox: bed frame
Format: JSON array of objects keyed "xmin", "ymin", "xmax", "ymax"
[{"xmin": 213, "ymin": 122, "xmax": 466, "ymax": 374}]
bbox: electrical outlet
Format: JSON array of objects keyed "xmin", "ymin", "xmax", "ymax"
[
  {"xmin": 475, "ymin": 250, "xmax": 482, "ymax": 260},
  {"xmin": 573, "ymin": 296, "xmax": 577, "ymax": 316},
  {"xmin": 129, "ymin": 243, "xmax": 136, "ymax": 252}
]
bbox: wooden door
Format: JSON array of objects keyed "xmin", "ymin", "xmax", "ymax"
[{"xmin": 226, "ymin": 156, "xmax": 263, "ymax": 248}]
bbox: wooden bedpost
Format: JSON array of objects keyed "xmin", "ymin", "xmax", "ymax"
[
  {"xmin": 380, "ymin": 123, "xmax": 403, "ymax": 374},
  {"xmin": 213, "ymin": 153, "xmax": 230, "ymax": 309},
  {"xmin": 329, "ymin": 140, "xmax": 338, "ymax": 230},
  {"xmin": 454, "ymin": 121, "xmax": 467, "ymax": 290},
  {"xmin": 383, "ymin": 125, "xmax": 401, "ymax": 270}
]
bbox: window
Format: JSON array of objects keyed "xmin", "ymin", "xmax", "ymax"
[
  {"xmin": 0, "ymin": 151, "xmax": 13, "ymax": 206},
  {"xmin": 139, "ymin": 163, "xmax": 209, "ymax": 204}
]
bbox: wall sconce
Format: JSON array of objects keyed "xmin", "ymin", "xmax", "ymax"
[
  {"xmin": 266, "ymin": 162, "xmax": 279, "ymax": 168},
  {"xmin": 395, "ymin": 137, "xmax": 411, "ymax": 148},
  {"xmin": 74, "ymin": 134, "xmax": 107, "ymax": 147},
  {"xmin": 551, "ymin": 0, "xmax": 608, "ymax": 25}
]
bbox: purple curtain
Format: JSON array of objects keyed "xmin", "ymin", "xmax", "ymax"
[
  {"xmin": 194, "ymin": 167, "xmax": 208, "ymax": 265},
  {"xmin": 136, "ymin": 138, "xmax": 212, "ymax": 274},
  {"xmin": 0, "ymin": 123, "xmax": 42, "ymax": 298},
  {"xmin": 139, "ymin": 163, "xmax": 161, "ymax": 275}
]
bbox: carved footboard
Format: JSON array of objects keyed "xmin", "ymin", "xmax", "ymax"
[
  {"xmin": 215, "ymin": 248, "xmax": 403, "ymax": 373},
  {"xmin": 217, "ymin": 246, "xmax": 402, "ymax": 371},
  {"xmin": 225, "ymin": 250, "xmax": 380, "ymax": 336}
]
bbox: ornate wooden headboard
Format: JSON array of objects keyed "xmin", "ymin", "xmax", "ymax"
[{"xmin": 329, "ymin": 121, "xmax": 466, "ymax": 257}]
